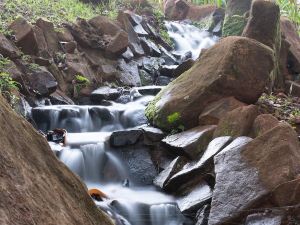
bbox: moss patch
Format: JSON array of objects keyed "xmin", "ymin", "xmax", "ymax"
[{"xmin": 222, "ymin": 15, "xmax": 247, "ymax": 37}]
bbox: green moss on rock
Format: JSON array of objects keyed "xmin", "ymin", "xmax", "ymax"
[{"xmin": 222, "ymin": 15, "xmax": 247, "ymax": 37}]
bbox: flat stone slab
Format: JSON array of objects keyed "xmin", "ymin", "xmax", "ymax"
[{"xmin": 162, "ymin": 125, "xmax": 217, "ymax": 159}]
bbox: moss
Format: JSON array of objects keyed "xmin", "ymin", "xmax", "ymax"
[
  {"xmin": 145, "ymin": 91, "xmax": 162, "ymax": 123},
  {"xmin": 222, "ymin": 15, "xmax": 247, "ymax": 37}
]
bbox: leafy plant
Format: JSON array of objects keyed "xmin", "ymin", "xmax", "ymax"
[
  {"xmin": 0, "ymin": 72, "xmax": 20, "ymax": 107},
  {"xmin": 276, "ymin": 0, "xmax": 300, "ymax": 34},
  {"xmin": 74, "ymin": 74, "xmax": 90, "ymax": 94}
]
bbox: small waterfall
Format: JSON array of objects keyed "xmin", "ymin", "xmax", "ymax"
[
  {"xmin": 165, "ymin": 21, "xmax": 218, "ymax": 60},
  {"xmin": 33, "ymin": 91, "xmax": 192, "ymax": 225}
]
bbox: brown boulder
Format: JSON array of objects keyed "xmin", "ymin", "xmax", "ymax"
[
  {"xmin": 9, "ymin": 17, "xmax": 38, "ymax": 55},
  {"xmin": 0, "ymin": 95, "xmax": 113, "ymax": 225},
  {"xmin": 280, "ymin": 17, "xmax": 300, "ymax": 74},
  {"xmin": 198, "ymin": 97, "xmax": 246, "ymax": 126},
  {"xmin": 146, "ymin": 36, "xmax": 274, "ymax": 131},
  {"xmin": 36, "ymin": 18, "xmax": 61, "ymax": 55},
  {"xmin": 0, "ymin": 33, "xmax": 21, "ymax": 59},
  {"xmin": 105, "ymin": 31, "xmax": 129, "ymax": 56},
  {"xmin": 213, "ymin": 105, "xmax": 259, "ymax": 138},
  {"xmin": 89, "ymin": 16, "xmax": 123, "ymax": 36},
  {"xmin": 251, "ymin": 114, "xmax": 279, "ymax": 137},
  {"xmin": 242, "ymin": 0, "xmax": 282, "ymax": 88},
  {"xmin": 164, "ymin": 0, "xmax": 190, "ymax": 20},
  {"xmin": 208, "ymin": 123, "xmax": 300, "ymax": 225},
  {"xmin": 187, "ymin": 4, "xmax": 217, "ymax": 21}
]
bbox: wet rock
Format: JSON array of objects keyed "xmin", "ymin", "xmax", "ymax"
[
  {"xmin": 156, "ymin": 76, "xmax": 172, "ymax": 86},
  {"xmin": 209, "ymin": 123, "xmax": 300, "ymax": 225},
  {"xmin": 117, "ymin": 59, "xmax": 141, "ymax": 87},
  {"xmin": 140, "ymin": 37, "xmax": 161, "ymax": 57},
  {"xmin": 166, "ymin": 136, "xmax": 232, "ymax": 189},
  {"xmin": 117, "ymin": 11, "xmax": 144, "ymax": 56},
  {"xmin": 160, "ymin": 46, "xmax": 177, "ymax": 65},
  {"xmin": 131, "ymin": 86, "xmax": 163, "ymax": 96},
  {"xmin": 199, "ymin": 97, "xmax": 246, "ymax": 126},
  {"xmin": 117, "ymin": 144, "xmax": 158, "ymax": 185},
  {"xmin": 50, "ymin": 90, "xmax": 75, "ymax": 105},
  {"xmin": 196, "ymin": 205, "xmax": 210, "ymax": 225},
  {"xmin": 27, "ymin": 66, "xmax": 58, "ymax": 96},
  {"xmin": 0, "ymin": 95, "xmax": 113, "ymax": 225},
  {"xmin": 139, "ymin": 69, "xmax": 153, "ymax": 86},
  {"xmin": 213, "ymin": 105, "xmax": 259, "ymax": 138},
  {"xmin": 251, "ymin": 114, "xmax": 279, "ymax": 137},
  {"xmin": 141, "ymin": 125, "xmax": 165, "ymax": 145},
  {"xmin": 0, "ymin": 33, "xmax": 21, "ymax": 59},
  {"xmin": 110, "ymin": 129, "xmax": 143, "ymax": 147},
  {"xmin": 122, "ymin": 47, "xmax": 134, "ymax": 62},
  {"xmin": 154, "ymin": 156, "xmax": 188, "ymax": 189},
  {"xmin": 244, "ymin": 212, "xmax": 284, "ymax": 225},
  {"xmin": 162, "ymin": 125, "xmax": 216, "ymax": 159},
  {"xmin": 90, "ymin": 86, "xmax": 121, "ymax": 103},
  {"xmin": 9, "ymin": 17, "xmax": 38, "ymax": 55},
  {"xmin": 280, "ymin": 17, "xmax": 300, "ymax": 74},
  {"xmin": 177, "ymin": 180, "xmax": 212, "ymax": 215},
  {"xmin": 146, "ymin": 37, "xmax": 274, "ymax": 131},
  {"xmin": 173, "ymin": 59, "xmax": 195, "ymax": 78}
]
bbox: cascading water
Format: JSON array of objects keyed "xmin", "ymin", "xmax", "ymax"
[
  {"xmin": 32, "ymin": 94, "xmax": 191, "ymax": 225},
  {"xmin": 165, "ymin": 21, "xmax": 219, "ymax": 60},
  {"xmin": 31, "ymin": 21, "xmax": 219, "ymax": 225}
]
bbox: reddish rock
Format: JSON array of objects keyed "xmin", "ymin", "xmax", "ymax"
[
  {"xmin": 146, "ymin": 37, "xmax": 274, "ymax": 131},
  {"xmin": 209, "ymin": 123, "xmax": 300, "ymax": 225},
  {"xmin": 0, "ymin": 33, "xmax": 21, "ymax": 59},
  {"xmin": 89, "ymin": 15, "xmax": 123, "ymax": 36},
  {"xmin": 0, "ymin": 95, "xmax": 113, "ymax": 225},
  {"xmin": 198, "ymin": 97, "xmax": 246, "ymax": 126},
  {"xmin": 105, "ymin": 31, "xmax": 129, "ymax": 56},
  {"xmin": 9, "ymin": 17, "xmax": 38, "ymax": 55},
  {"xmin": 164, "ymin": 0, "xmax": 190, "ymax": 20},
  {"xmin": 213, "ymin": 105, "xmax": 259, "ymax": 138},
  {"xmin": 251, "ymin": 114, "xmax": 279, "ymax": 137},
  {"xmin": 280, "ymin": 17, "xmax": 300, "ymax": 74},
  {"xmin": 187, "ymin": 4, "xmax": 217, "ymax": 21},
  {"xmin": 36, "ymin": 18, "xmax": 61, "ymax": 55}
]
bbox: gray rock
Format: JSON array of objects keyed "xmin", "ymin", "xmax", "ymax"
[
  {"xmin": 141, "ymin": 125, "xmax": 165, "ymax": 145},
  {"xmin": 196, "ymin": 205, "xmax": 210, "ymax": 225},
  {"xmin": 166, "ymin": 136, "xmax": 232, "ymax": 189},
  {"xmin": 154, "ymin": 156, "xmax": 188, "ymax": 189},
  {"xmin": 110, "ymin": 129, "xmax": 143, "ymax": 147},
  {"xmin": 140, "ymin": 37, "xmax": 161, "ymax": 57},
  {"xmin": 162, "ymin": 125, "xmax": 217, "ymax": 159},
  {"xmin": 177, "ymin": 180, "xmax": 212, "ymax": 215},
  {"xmin": 117, "ymin": 59, "xmax": 141, "ymax": 87},
  {"xmin": 90, "ymin": 86, "xmax": 121, "ymax": 103},
  {"xmin": 245, "ymin": 213, "xmax": 284, "ymax": 225}
]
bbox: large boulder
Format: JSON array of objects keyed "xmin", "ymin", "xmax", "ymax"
[
  {"xmin": 242, "ymin": 0, "xmax": 282, "ymax": 88},
  {"xmin": 0, "ymin": 33, "xmax": 21, "ymax": 59},
  {"xmin": 145, "ymin": 36, "xmax": 274, "ymax": 131},
  {"xmin": 0, "ymin": 95, "xmax": 113, "ymax": 225},
  {"xmin": 213, "ymin": 105, "xmax": 259, "ymax": 138},
  {"xmin": 280, "ymin": 17, "xmax": 300, "ymax": 74},
  {"xmin": 208, "ymin": 123, "xmax": 300, "ymax": 225}
]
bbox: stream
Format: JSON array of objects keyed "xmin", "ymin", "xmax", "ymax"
[{"xmin": 31, "ymin": 21, "xmax": 217, "ymax": 225}]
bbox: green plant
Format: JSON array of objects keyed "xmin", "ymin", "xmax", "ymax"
[
  {"xmin": 74, "ymin": 74, "xmax": 90, "ymax": 94},
  {"xmin": 0, "ymin": 72, "xmax": 20, "ymax": 107},
  {"xmin": 276, "ymin": 0, "xmax": 300, "ymax": 34},
  {"xmin": 167, "ymin": 112, "xmax": 181, "ymax": 124}
]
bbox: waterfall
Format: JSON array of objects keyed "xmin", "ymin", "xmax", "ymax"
[
  {"xmin": 32, "ymin": 93, "xmax": 193, "ymax": 225},
  {"xmin": 165, "ymin": 21, "xmax": 219, "ymax": 60}
]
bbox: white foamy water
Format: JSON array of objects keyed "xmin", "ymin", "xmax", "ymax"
[{"xmin": 165, "ymin": 21, "xmax": 219, "ymax": 60}]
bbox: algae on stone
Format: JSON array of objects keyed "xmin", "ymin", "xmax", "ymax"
[{"xmin": 222, "ymin": 15, "xmax": 247, "ymax": 37}]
